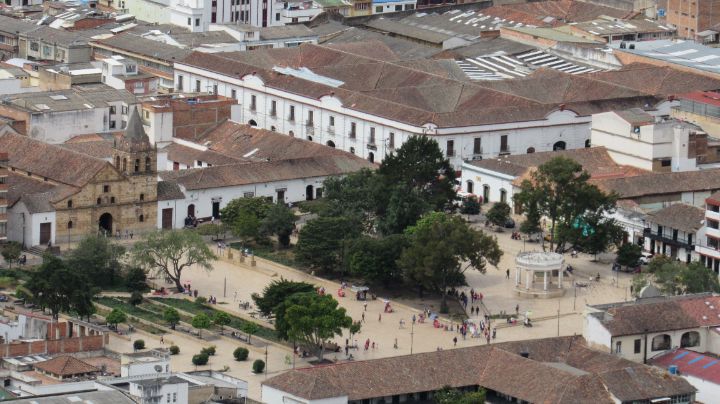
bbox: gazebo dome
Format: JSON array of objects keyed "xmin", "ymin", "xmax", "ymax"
[
  {"xmin": 514, "ymin": 251, "xmax": 566, "ymax": 298},
  {"xmin": 516, "ymin": 252, "xmax": 564, "ymax": 270}
]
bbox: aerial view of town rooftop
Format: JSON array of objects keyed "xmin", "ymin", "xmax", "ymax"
[{"xmin": 2, "ymin": 0, "xmax": 720, "ymax": 402}]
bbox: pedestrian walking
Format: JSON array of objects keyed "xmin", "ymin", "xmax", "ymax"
[
  {"xmin": 453, "ymin": 336, "xmax": 457, "ymax": 347},
  {"xmin": 364, "ymin": 339, "xmax": 370, "ymax": 350},
  {"xmin": 506, "ymin": 269, "xmax": 510, "ymax": 279},
  {"xmin": 492, "ymin": 327, "xmax": 497, "ymax": 339},
  {"xmin": 515, "ymin": 304, "xmax": 519, "ymax": 315},
  {"xmin": 361, "ymin": 313, "xmax": 365, "ymax": 322},
  {"xmin": 412, "ymin": 314, "xmax": 416, "ymax": 324},
  {"xmin": 160, "ymin": 335, "xmax": 164, "ymax": 344},
  {"xmin": 378, "ymin": 313, "xmax": 382, "ymax": 322},
  {"xmin": 363, "ymin": 302, "xmax": 367, "ymax": 311}
]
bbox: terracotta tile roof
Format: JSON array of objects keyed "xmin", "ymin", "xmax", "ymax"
[
  {"xmin": 198, "ymin": 121, "xmax": 352, "ymax": 161},
  {"xmin": 178, "ymin": 43, "xmax": 692, "ymax": 128},
  {"xmin": 646, "ymin": 203, "xmax": 705, "ymax": 233},
  {"xmin": 0, "ymin": 130, "xmax": 108, "ymax": 188},
  {"xmin": 490, "ymin": 0, "xmax": 636, "ymax": 23},
  {"xmin": 157, "ymin": 181, "xmax": 185, "ymax": 201},
  {"xmin": 467, "ymin": 147, "xmax": 649, "ymax": 180},
  {"xmin": 34, "ymin": 356, "xmax": 99, "ymax": 377},
  {"xmin": 592, "ymin": 169, "xmax": 720, "ymax": 199},
  {"xmin": 591, "ymin": 294, "xmax": 720, "ymax": 337},
  {"xmin": 59, "ymin": 140, "xmax": 115, "ymax": 160},
  {"xmin": 160, "ymin": 154, "xmax": 374, "ymax": 190},
  {"xmin": 162, "ymin": 143, "xmax": 242, "ymax": 167},
  {"xmin": 263, "ymin": 336, "xmax": 695, "ymax": 402}
]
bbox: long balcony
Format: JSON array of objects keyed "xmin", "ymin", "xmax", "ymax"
[{"xmin": 643, "ymin": 228, "xmax": 694, "ymax": 249}]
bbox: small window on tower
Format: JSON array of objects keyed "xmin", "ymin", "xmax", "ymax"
[
  {"xmin": 67, "ymin": 200, "xmax": 73, "ymax": 208},
  {"xmin": 134, "ymin": 159, "xmax": 140, "ymax": 173}
]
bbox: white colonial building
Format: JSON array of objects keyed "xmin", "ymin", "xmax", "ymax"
[{"xmin": 172, "ymin": 44, "xmax": 678, "ymax": 168}]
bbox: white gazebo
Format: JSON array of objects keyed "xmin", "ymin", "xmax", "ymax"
[{"xmin": 514, "ymin": 251, "xmax": 566, "ymax": 298}]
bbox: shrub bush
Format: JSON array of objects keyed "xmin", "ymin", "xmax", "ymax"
[
  {"xmin": 133, "ymin": 339, "xmax": 145, "ymax": 350},
  {"xmin": 201, "ymin": 345, "xmax": 216, "ymax": 356},
  {"xmin": 252, "ymin": 359, "xmax": 265, "ymax": 374},
  {"xmin": 195, "ymin": 296, "xmax": 207, "ymax": 305},
  {"xmin": 169, "ymin": 345, "xmax": 180, "ymax": 355},
  {"xmin": 233, "ymin": 347, "xmax": 249, "ymax": 361},
  {"xmin": 192, "ymin": 352, "xmax": 209, "ymax": 366}
]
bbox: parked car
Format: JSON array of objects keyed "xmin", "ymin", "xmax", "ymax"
[{"xmin": 504, "ymin": 218, "xmax": 516, "ymax": 228}]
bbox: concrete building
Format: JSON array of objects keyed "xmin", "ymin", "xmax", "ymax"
[
  {"xmin": 591, "ymin": 109, "xmax": 720, "ymax": 172},
  {"xmin": 371, "ymin": 0, "xmax": 415, "ymax": 14},
  {"xmin": 584, "ymin": 294, "xmax": 720, "ymax": 364},
  {"xmin": 120, "ymin": 349, "xmax": 171, "ymax": 377},
  {"xmin": 263, "ymin": 335, "xmax": 696, "ymax": 403},
  {"xmin": 0, "ymin": 86, "xmax": 138, "ymax": 143},
  {"xmin": 0, "ymin": 16, "xmax": 42, "ymax": 60},
  {"xmin": 37, "ymin": 63, "xmax": 102, "ymax": 91},
  {"xmin": 172, "ymin": 43, "xmax": 720, "ymax": 168},
  {"xmin": 666, "ymin": 0, "xmax": 720, "ymax": 39},
  {"xmin": 672, "ymin": 91, "xmax": 720, "ymax": 138},
  {"xmin": 281, "ymin": 0, "xmax": 351, "ymax": 23},
  {"xmin": 0, "ymin": 65, "xmax": 37, "ymax": 95},
  {"xmin": 207, "ymin": 24, "xmax": 319, "ymax": 50},
  {"xmin": 643, "ymin": 203, "xmax": 704, "ymax": 262},
  {"xmin": 18, "ymin": 26, "xmax": 92, "ymax": 64},
  {"xmin": 101, "ymin": 56, "xmax": 159, "ymax": 95},
  {"xmin": 696, "ymin": 191, "xmax": 720, "ymax": 273},
  {"xmin": 572, "ymin": 17, "xmax": 675, "ymax": 43},
  {"xmin": 139, "ymin": 93, "xmax": 235, "ymax": 147}
]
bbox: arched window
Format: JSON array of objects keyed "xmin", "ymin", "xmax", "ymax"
[
  {"xmin": 67, "ymin": 221, "xmax": 73, "ymax": 229},
  {"xmin": 67, "ymin": 200, "xmax": 73, "ymax": 208},
  {"xmin": 500, "ymin": 189, "xmax": 507, "ymax": 204},
  {"xmin": 115, "ymin": 156, "xmax": 120, "ymax": 168},
  {"xmin": 248, "ymin": 119, "xmax": 257, "ymax": 127},
  {"xmin": 350, "ymin": 147, "xmax": 355, "ymax": 154},
  {"xmin": 526, "ymin": 147, "xmax": 535, "ymax": 154},
  {"xmin": 307, "ymin": 136, "xmax": 313, "ymax": 142},
  {"xmin": 289, "ymin": 130, "xmax": 294, "ymax": 137},
  {"xmin": 122, "ymin": 158, "xmax": 127, "ymax": 172},
  {"xmin": 553, "ymin": 141, "xmax": 566, "ymax": 151},
  {"xmin": 139, "ymin": 214, "xmax": 144, "ymax": 222},
  {"xmin": 466, "ymin": 180, "xmax": 474, "ymax": 194},
  {"xmin": 483, "ymin": 185, "xmax": 490, "ymax": 204},
  {"xmin": 140, "ymin": 193, "xmax": 145, "ymax": 201},
  {"xmin": 585, "ymin": 139, "xmax": 591, "ymax": 148},
  {"xmin": 134, "ymin": 159, "xmax": 140, "ymax": 173},
  {"xmin": 681, "ymin": 331, "xmax": 700, "ymax": 348},
  {"xmin": 96, "ymin": 197, "xmax": 101, "ymax": 205},
  {"xmin": 651, "ymin": 334, "xmax": 671, "ymax": 351},
  {"xmin": 326, "ymin": 140, "xmax": 335, "ymax": 148},
  {"xmin": 270, "ymin": 126, "xmax": 276, "ymax": 132},
  {"xmin": 368, "ymin": 152, "xmax": 375, "ymax": 163},
  {"xmin": 110, "ymin": 196, "xmax": 116, "ymax": 204},
  {"xmin": 145, "ymin": 156, "xmax": 152, "ymax": 172}
]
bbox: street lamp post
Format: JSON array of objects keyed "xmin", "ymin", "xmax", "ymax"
[
  {"xmin": 410, "ymin": 321, "xmax": 414, "ymax": 355},
  {"xmin": 265, "ymin": 345, "xmax": 268, "ymax": 379}
]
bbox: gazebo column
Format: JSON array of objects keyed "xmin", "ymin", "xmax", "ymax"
[
  {"xmin": 543, "ymin": 271, "xmax": 548, "ymax": 291},
  {"xmin": 559, "ymin": 268, "xmax": 563, "ymax": 288},
  {"xmin": 525, "ymin": 270, "xmax": 531, "ymax": 290},
  {"xmin": 515, "ymin": 268, "xmax": 520, "ymax": 286}
]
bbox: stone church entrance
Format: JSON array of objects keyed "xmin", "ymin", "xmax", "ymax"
[{"xmin": 99, "ymin": 213, "xmax": 113, "ymax": 235}]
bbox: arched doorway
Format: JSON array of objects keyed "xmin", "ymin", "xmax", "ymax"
[
  {"xmin": 368, "ymin": 152, "xmax": 375, "ymax": 163},
  {"xmin": 187, "ymin": 204, "xmax": 195, "ymax": 218},
  {"xmin": 99, "ymin": 213, "xmax": 113, "ymax": 235},
  {"xmin": 466, "ymin": 180, "xmax": 474, "ymax": 194},
  {"xmin": 248, "ymin": 120, "xmax": 257, "ymax": 127},
  {"xmin": 526, "ymin": 147, "xmax": 535, "ymax": 154},
  {"xmin": 651, "ymin": 334, "xmax": 671, "ymax": 351},
  {"xmin": 553, "ymin": 141, "xmax": 566, "ymax": 151},
  {"xmin": 585, "ymin": 139, "xmax": 591, "ymax": 148},
  {"xmin": 483, "ymin": 185, "xmax": 490, "ymax": 204},
  {"xmin": 289, "ymin": 131, "xmax": 294, "ymax": 138},
  {"xmin": 500, "ymin": 189, "xmax": 507, "ymax": 204},
  {"xmin": 307, "ymin": 136, "xmax": 313, "ymax": 142},
  {"xmin": 326, "ymin": 140, "xmax": 335, "ymax": 148},
  {"xmin": 306, "ymin": 185, "xmax": 314, "ymax": 201},
  {"xmin": 681, "ymin": 331, "xmax": 700, "ymax": 348}
]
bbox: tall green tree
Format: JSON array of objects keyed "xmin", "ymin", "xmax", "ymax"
[
  {"xmin": 486, "ymin": 202, "xmax": 511, "ymax": 227},
  {"xmin": 1, "ymin": 242, "xmax": 21, "ymax": 268},
  {"xmin": 321, "ymin": 169, "xmax": 379, "ymax": 230},
  {"xmin": 646, "ymin": 257, "xmax": 720, "ymax": 295},
  {"xmin": 283, "ymin": 292, "xmax": 352, "ymax": 360},
  {"xmin": 131, "ymin": 230, "xmax": 215, "ymax": 291},
  {"xmin": 220, "ymin": 197, "xmax": 272, "ymax": 225},
  {"xmin": 213, "ymin": 311, "xmax": 231, "ymax": 333},
  {"xmin": 67, "ymin": 235, "xmax": 125, "ymax": 288},
  {"xmin": 616, "ymin": 243, "xmax": 642, "ymax": 269},
  {"xmin": 251, "ymin": 278, "xmax": 315, "ymax": 317},
  {"xmin": 295, "ymin": 216, "xmax": 362, "ymax": 273},
  {"xmin": 376, "ymin": 135, "xmax": 457, "ymax": 213},
  {"xmin": 399, "ymin": 212, "xmax": 502, "ymax": 312},
  {"xmin": 261, "ymin": 203, "xmax": 296, "ymax": 248},
  {"xmin": 578, "ymin": 211, "xmax": 623, "ymax": 258},
  {"xmin": 163, "ymin": 307, "xmax": 181, "ymax": 330},
  {"xmin": 26, "ymin": 255, "xmax": 96, "ymax": 320},
  {"xmin": 106, "ymin": 308, "xmax": 127, "ymax": 328},
  {"xmin": 513, "ymin": 156, "xmax": 618, "ymax": 252},
  {"xmin": 191, "ymin": 313, "xmax": 212, "ymax": 338},
  {"xmin": 348, "ymin": 234, "xmax": 407, "ymax": 286}
]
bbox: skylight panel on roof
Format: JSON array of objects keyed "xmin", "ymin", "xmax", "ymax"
[
  {"xmin": 668, "ymin": 49, "xmax": 699, "ymax": 56},
  {"xmin": 272, "ymin": 66, "xmax": 344, "ymax": 87},
  {"xmin": 692, "ymin": 55, "xmax": 720, "ymax": 62},
  {"xmin": 49, "ymin": 95, "xmax": 68, "ymax": 100}
]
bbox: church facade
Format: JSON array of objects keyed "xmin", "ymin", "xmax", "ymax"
[{"xmin": 1, "ymin": 110, "xmax": 157, "ymax": 248}]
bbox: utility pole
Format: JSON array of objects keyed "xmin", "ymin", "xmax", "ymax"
[
  {"xmin": 410, "ymin": 321, "xmax": 415, "ymax": 355},
  {"xmin": 265, "ymin": 345, "xmax": 268, "ymax": 379},
  {"xmin": 557, "ymin": 300, "xmax": 560, "ymax": 337}
]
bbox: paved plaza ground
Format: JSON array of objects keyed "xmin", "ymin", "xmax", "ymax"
[{"xmin": 110, "ymin": 221, "xmax": 635, "ymax": 401}]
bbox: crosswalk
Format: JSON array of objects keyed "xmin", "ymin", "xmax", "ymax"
[{"xmin": 455, "ymin": 50, "xmax": 603, "ymax": 81}]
